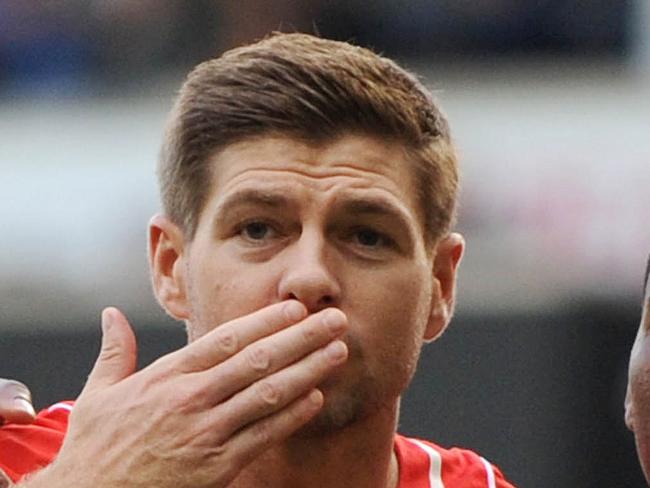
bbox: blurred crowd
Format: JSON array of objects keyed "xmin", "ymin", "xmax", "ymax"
[{"xmin": 0, "ymin": 0, "xmax": 632, "ymax": 97}]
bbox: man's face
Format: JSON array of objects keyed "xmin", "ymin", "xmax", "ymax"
[{"xmin": 159, "ymin": 134, "xmax": 461, "ymax": 431}]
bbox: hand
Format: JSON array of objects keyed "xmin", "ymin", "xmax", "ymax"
[
  {"xmin": 0, "ymin": 379, "xmax": 35, "ymax": 425},
  {"xmin": 626, "ymin": 284, "xmax": 650, "ymax": 483},
  {"xmin": 28, "ymin": 302, "xmax": 348, "ymax": 488}
]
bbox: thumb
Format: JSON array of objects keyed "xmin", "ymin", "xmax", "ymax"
[{"xmin": 85, "ymin": 307, "xmax": 137, "ymax": 392}]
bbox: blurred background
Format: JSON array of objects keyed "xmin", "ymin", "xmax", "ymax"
[{"xmin": 1, "ymin": 1, "xmax": 649, "ymax": 486}]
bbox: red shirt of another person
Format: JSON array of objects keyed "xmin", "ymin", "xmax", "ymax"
[{"xmin": 0, "ymin": 402, "xmax": 72, "ymax": 485}]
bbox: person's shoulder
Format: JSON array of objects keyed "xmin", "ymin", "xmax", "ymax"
[
  {"xmin": 394, "ymin": 433, "xmax": 517, "ymax": 487},
  {"xmin": 0, "ymin": 401, "xmax": 74, "ymax": 484}
]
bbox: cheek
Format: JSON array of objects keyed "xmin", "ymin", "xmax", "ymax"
[
  {"xmin": 186, "ymin": 254, "xmax": 279, "ymax": 340},
  {"xmin": 356, "ymin": 263, "xmax": 431, "ymax": 324},
  {"xmin": 349, "ymin": 265, "xmax": 432, "ymax": 363},
  {"xmin": 339, "ymin": 266, "xmax": 431, "ymax": 404}
]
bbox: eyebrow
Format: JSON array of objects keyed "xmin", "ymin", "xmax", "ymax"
[
  {"xmin": 339, "ymin": 197, "xmax": 409, "ymax": 220},
  {"xmin": 214, "ymin": 189, "xmax": 290, "ymax": 216},
  {"xmin": 336, "ymin": 197, "xmax": 417, "ymax": 237},
  {"xmin": 211, "ymin": 189, "xmax": 418, "ymax": 239},
  {"xmin": 210, "ymin": 189, "xmax": 290, "ymax": 232}
]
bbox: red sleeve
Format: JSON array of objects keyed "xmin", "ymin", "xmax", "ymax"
[{"xmin": 0, "ymin": 401, "xmax": 72, "ymax": 483}]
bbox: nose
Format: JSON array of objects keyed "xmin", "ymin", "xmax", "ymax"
[{"xmin": 277, "ymin": 231, "xmax": 341, "ymax": 313}]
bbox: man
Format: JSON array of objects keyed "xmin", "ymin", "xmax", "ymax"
[
  {"xmin": 626, "ymin": 254, "xmax": 650, "ymax": 484},
  {"xmin": 0, "ymin": 33, "xmax": 515, "ymax": 487}
]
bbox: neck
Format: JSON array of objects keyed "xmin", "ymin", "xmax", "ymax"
[{"xmin": 229, "ymin": 402, "xmax": 400, "ymax": 488}]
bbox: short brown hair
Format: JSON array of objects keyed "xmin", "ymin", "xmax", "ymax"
[{"xmin": 158, "ymin": 32, "xmax": 459, "ymax": 242}]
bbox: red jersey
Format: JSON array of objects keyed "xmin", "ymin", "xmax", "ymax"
[
  {"xmin": 0, "ymin": 403, "xmax": 515, "ymax": 487},
  {"xmin": 394, "ymin": 434, "xmax": 515, "ymax": 487}
]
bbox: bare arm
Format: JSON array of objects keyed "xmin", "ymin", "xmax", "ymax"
[{"xmin": 17, "ymin": 302, "xmax": 348, "ymax": 488}]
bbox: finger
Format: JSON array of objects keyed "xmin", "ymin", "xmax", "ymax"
[
  {"xmin": 0, "ymin": 380, "xmax": 36, "ymax": 424},
  {"xmin": 84, "ymin": 307, "xmax": 137, "ymax": 393},
  {"xmin": 199, "ymin": 308, "xmax": 347, "ymax": 405},
  {"xmin": 211, "ymin": 339, "xmax": 347, "ymax": 442},
  {"xmin": 173, "ymin": 300, "xmax": 308, "ymax": 373},
  {"xmin": 217, "ymin": 389, "xmax": 324, "ymax": 473}
]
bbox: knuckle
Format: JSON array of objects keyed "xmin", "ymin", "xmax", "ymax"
[
  {"xmin": 138, "ymin": 366, "xmax": 169, "ymax": 393},
  {"xmin": 148, "ymin": 355, "xmax": 175, "ymax": 380},
  {"xmin": 98, "ymin": 344, "xmax": 122, "ymax": 363},
  {"xmin": 206, "ymin": 441, "xmax": 237, "ymax": 477},
  {"xmin": 300, "ymin": 321, "xmax": 319, "ymax": 344},
  {"xmin": 209, "ymin": 439, "xmax": 229, "ymax": 459},
  {"xmin": 257, "ymin": 380, "xmax": 281, "ymax": 406},
  {"xmin": 204, "ymin": 409, "xmax": 232, "ymax": 446},
  {"xmin": 181, "ymin": 347, "xmax": 205, "ymax": 369},
  {"xmin": 168, "ymin": 383, "xmax": 200, "ymax": 412},
  {"xmin": 245, "ymin": 345, "xmax": 271, "ymax": 373},
  {"xmin": 251, "ymin": 419, "xmax": 272, "ymax": 446},
  {"xmin": 215, "ymin": 328, "xmax": 239, "ymax": 356}
]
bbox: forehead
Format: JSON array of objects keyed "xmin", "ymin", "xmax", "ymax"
[{"xmin": 202, "ymin": 134, "xmax": 422, "ymax": 219}]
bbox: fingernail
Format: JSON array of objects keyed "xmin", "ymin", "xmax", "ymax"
[
  {"xmin": 284, "ymin": 301, "xmax": 306, "ymax": 322},
  {"xmin": 322, "ymin": 309, "xmax": 346, "ymax": 334},
  {"xmin": 325, "ymin": 340, "xmax": 348, "ymax": 362},
  {"xmin": 13, "ymin": 398, "xmax": 36, "ymax": 418}
]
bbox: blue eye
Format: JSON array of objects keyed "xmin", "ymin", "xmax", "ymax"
[{"xmin": 242, "ymin": 222, "xmax": 271, "ymax": 240}]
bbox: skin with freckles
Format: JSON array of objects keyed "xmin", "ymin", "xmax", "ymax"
[{"xmin": 625, "ymin": 256, "xmax": 650, "ymax": 484}]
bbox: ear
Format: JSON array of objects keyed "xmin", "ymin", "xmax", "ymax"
[
  {"xmin": 424, "ymin": 232, "xmax": 465, "ymax": 342},
  {"xmin": 149, "ymin": 214, "xmax": 190, "ymax": 320}
]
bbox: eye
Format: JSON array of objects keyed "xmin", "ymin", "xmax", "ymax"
[
  {"xmin": 239, "ymin": 221, "xmax": 274, "ymax": 241},
  {"xmin": 353, "ymin": 227, "xmax": 392, "ymax": 248}
]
